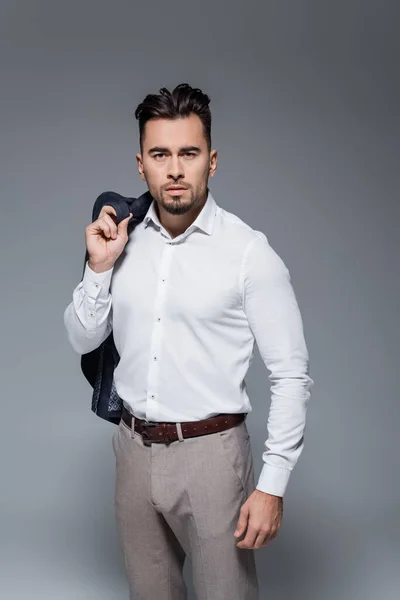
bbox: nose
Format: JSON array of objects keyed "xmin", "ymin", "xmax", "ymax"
[{"xmin": 167, "ymin": 154, "xmax": 184, "ymax": 180}]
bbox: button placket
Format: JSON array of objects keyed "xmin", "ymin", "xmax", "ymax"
[{"xmin": 145, "ymin": 241, "xmax": 174, "ymax": 421}]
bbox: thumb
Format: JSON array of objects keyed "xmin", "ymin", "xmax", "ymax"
[
  {"xmin": 234, "ymin": 505, "xmax": 249, "ymax": 537},
  {"xmin": 118, "ymin": 212, "xmax": 133, "ymax": 232}
]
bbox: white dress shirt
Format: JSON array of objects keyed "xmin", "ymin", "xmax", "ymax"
[{"xmin": 64, "ymin": 190, "xmax": 314, "ymax": 496}]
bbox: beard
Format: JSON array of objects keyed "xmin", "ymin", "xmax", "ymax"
[{"xmin": 155, "ymin": 181, "xmax": 208, "ymax": 215}]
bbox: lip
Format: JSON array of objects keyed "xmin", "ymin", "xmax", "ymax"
[
  {"xmin": 166, "ymin": 187, "xmax": 188, "ymax": 196},
  {"xmin": 166, "ymin": 186, "xmax": 188, "ymax": 191}
]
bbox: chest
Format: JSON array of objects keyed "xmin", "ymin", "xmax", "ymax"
[{"xmin": 110, "ymin": 236, "xmax": 242, "ymax": 324}]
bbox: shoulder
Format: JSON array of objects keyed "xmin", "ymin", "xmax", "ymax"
[
  {"xmin": 216, "ymin": 205, "xmax": 269, "ymax": 252},
  {"xmin": 216, "ymin": 206, "xmax": 289, "ymax": 281}
]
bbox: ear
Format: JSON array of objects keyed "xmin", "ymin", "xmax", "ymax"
[
  {"xmin": 209, "ymin": 149, "xmax": 218, "ymax": 177},
  {"xmin": 136, "ymin": 153, "xmax": 146, "ymax": 181}
]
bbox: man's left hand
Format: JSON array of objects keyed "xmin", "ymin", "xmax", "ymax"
[{"xmin": 234, "ymin": 489, "xmax": 283, "ymax": 549}]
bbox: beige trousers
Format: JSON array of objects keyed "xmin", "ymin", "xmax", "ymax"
[{"xmin": 112, "ymin": 414, "xmax": 259, "ymax": 600}]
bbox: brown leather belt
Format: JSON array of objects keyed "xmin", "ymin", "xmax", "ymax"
[{"xmin": 121, "ymin": 406, "xmax": 246, "ymax": 446}]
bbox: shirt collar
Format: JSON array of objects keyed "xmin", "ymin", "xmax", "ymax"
[{"xmin": 143, "ymin": 188, "xmax": 217, "ymax": 236}]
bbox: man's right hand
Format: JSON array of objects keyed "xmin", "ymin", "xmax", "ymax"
[{"xmin": 86, "ymin": 205, "xmax": 133, "ymax": 273}]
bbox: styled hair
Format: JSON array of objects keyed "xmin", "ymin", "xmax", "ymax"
[{"xmin": 134, "ymin": 83, "xmax": 212, "ymax": 152}]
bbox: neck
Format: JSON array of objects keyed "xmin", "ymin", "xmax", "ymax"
[{"xmin": 156, "ymin": 192, "xmax": 208, "ymax": 239}]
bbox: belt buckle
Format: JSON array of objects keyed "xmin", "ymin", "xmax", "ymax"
[
  {"xmin": 141, "ymin": 422, "xmax": 171, "ymax": 446},
  {"xmin": 141, "ymin": 421, "xmax": 158, "ymax": 446}
]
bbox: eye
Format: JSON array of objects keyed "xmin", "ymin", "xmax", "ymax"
[
  {"xmin": 184, "ymin": 152, "xmax": 196, "ymax": 158},
  {"xmin": 154, "ymin": 153, "xmax": 165, "ymax": 159}
]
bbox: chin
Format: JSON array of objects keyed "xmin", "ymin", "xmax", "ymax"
[{"xmin": 161, "ymin": 192, "xmax": 190, "ymax": 205}]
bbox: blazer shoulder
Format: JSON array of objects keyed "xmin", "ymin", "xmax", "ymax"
[
  {"xmin": 91, "ymin": 191, "xmax": 132, "ymax": 223},
  {"xmin": 91, "ymin": 190, "xmax": 153, "ymax": 224}
]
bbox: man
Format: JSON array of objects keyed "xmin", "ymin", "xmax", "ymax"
[{"xmin": 64, "ymin": 82, "xmax": 314, "ymax": 600}]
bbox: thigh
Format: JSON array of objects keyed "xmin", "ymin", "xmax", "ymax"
[
  {"xmin": 169, "ymin": 421, "xmax": 259, "ymax": 600},
  {"xmin": 112, "ymin": 420, "xmax": 187, "ymax": 600}
]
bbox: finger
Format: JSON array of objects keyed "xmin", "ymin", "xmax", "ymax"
[
  {"xmin": 234, "ymin": 505, "xmax": 249, "ymax": 537},
  {"xmin": 236, "ymin": 525, "xmax": 258, "ymax": 549},
  {"xmin": 269, "ymin": 527, "xmax": 279, "ymax": 540},
  {"xmin": 99, "ymin": 213, "xmax": 118, "ymax": 239},
  {"xmin": 94, "ymin": 218, "xmax": 116, "ymax": 240},
  {"xmin": 253, "ymin": 530, "xmax": 271, "ymax": 549},
  {"xmin": 99, "ymin": 205, "xmax": 117, "ymax": 219}
]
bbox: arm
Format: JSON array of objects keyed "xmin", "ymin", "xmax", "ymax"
[
  {"xmin": 63, "ymin": 260, "xmax": 114, "ymax": 355},
  {"xmin": 241, "ymin": 233, "xmax": 314, "ymax": 497}
]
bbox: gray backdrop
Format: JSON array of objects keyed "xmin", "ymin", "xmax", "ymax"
[{"xmin": 1, "ymin": 1, "xmax": 399, "ymax": 598}]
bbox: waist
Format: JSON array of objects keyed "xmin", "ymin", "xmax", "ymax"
[{"xmin": 121, "ymin": 405, "xmax": 247, "ymax": 446}]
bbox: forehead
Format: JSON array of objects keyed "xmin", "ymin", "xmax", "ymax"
[{"xmin": 143, "ymin": 113, "xmax": 206, "ymax": 150}]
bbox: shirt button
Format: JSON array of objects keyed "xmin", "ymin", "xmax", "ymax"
[
  {"xmin": 94, "ymin": 283, "xmax": 99, "ymax": 288},
  {"xmin": 153, "ymin": 356, "xmax": 157, "ymax": 360},
  {"xmin": 151, "ymin": 395, "xmax": 155, "ymax": 399}
]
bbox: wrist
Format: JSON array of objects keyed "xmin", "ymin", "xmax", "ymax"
[{"xmin": 87, "ymin": 259, "xmax": 115, "ymax": 273}]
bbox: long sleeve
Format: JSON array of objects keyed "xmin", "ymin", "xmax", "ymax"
[
  {"xmin": 241, "ymin": 233, "xmax": 314, "ymax": 497},
  {"xmin": 63, "ymin": 261, "xmax": 114, "ymax": 354}
]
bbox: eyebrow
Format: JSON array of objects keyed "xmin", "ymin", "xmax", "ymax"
[{"xmin": 148, "ymin": 145, "xmax": 202, "ymax": 154}]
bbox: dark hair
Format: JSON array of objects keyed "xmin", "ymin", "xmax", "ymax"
[{"xmin": 134, "ymin": 83, "xmax": 212, "ymax": 152}]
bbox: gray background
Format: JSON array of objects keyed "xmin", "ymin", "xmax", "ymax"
[{"xmin": 1, "ymin": 0, "xmax": 399, "ymax": 598}]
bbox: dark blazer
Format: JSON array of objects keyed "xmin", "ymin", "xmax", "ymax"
[{"xmin": 80, "ymin": 190, "xmax": 153, "ymax": 424}]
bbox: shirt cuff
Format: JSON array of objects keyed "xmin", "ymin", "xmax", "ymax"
[
  {"xmin": 255, "ymin": 463, "xmax": 292, "ymax": 497},
  {"xmin": 82, "ymin": 260, "xmax": 114, "ymax": 300}
]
